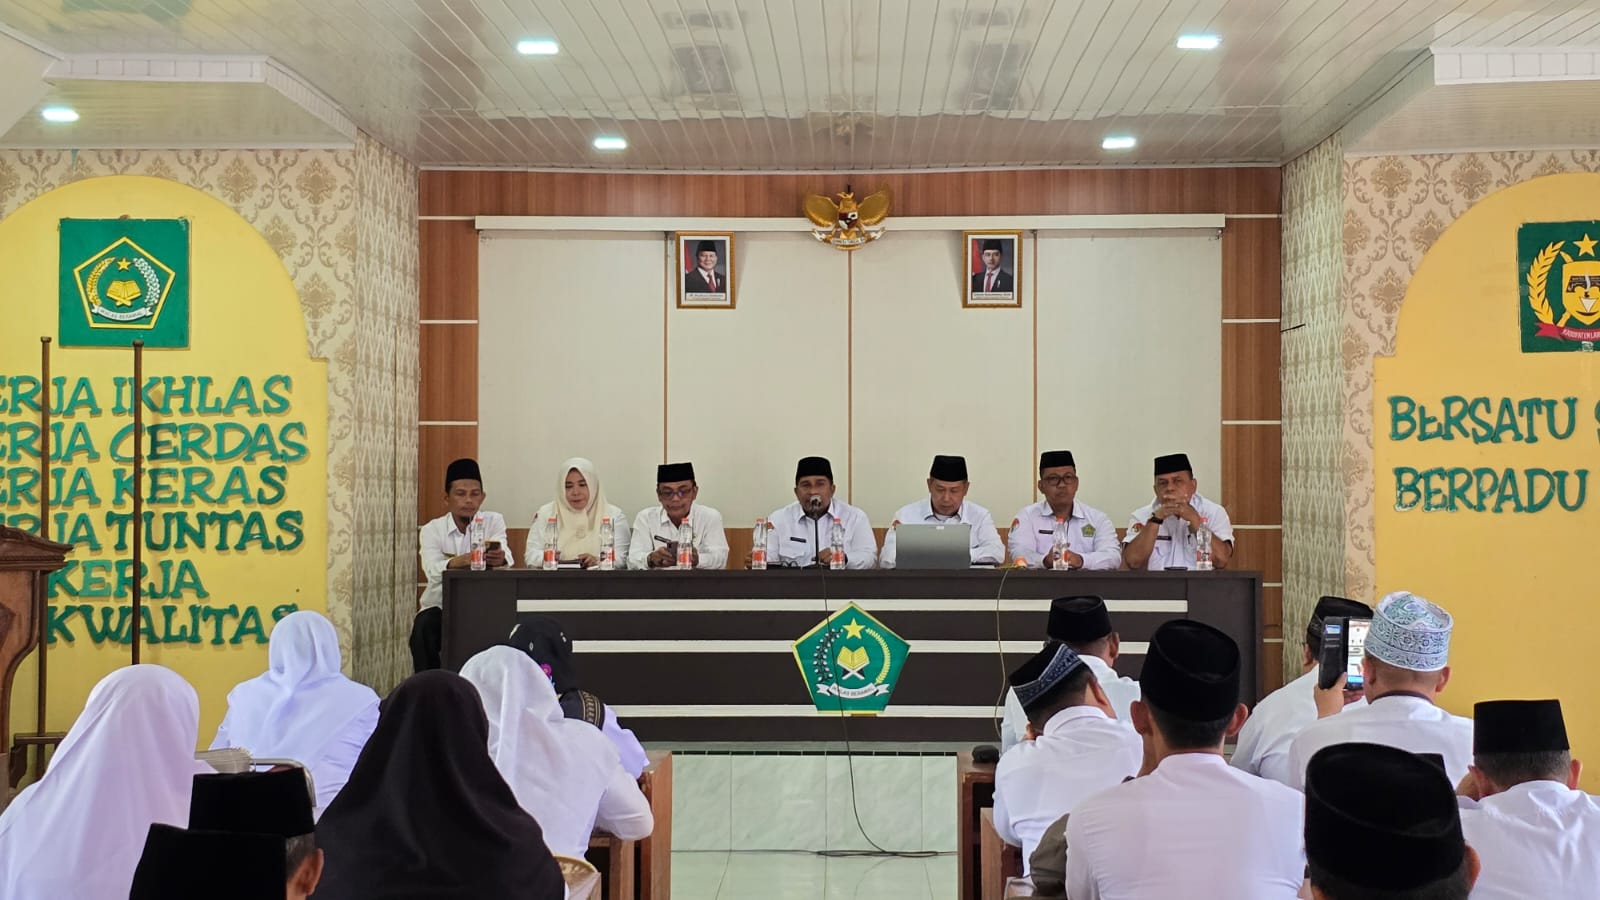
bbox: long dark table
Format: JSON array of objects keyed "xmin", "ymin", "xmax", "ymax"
[{"xmin": 442, "ymin": 569, "xmax": 1262, "ymax": 742}]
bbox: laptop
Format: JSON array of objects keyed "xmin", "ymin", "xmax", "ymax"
[{"xmin": 894, "ymin": 523, "xmax": 972, "ymax": 569}]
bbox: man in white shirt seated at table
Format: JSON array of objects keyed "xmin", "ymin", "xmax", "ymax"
[
  {"xmin": 993, "ymin": 642, "xmax": 1141, "ymax": 874},
  {"xmin": 1122, "ymin": 453, "xmax": 1233, "ymax": 571},
  {"xmin": 627, "ymin": 462, "xmax": 730, "ymax": 570},
  {"xmin": 760, "ymin": 456, "xmax": 877, "ymax": 569},
  {"xmin": 412, "ymin": 458, "xmax": 512, "ymax": 671},
  {"xmin": 1458, "ymin": 699, "xmax": 1600, "ymax": 900},
  {"xmin": 1288, "ymin": 591, "xmax": 1474, "ymax": 790},
  {"xmin": 1230, "ymin": 595, "xmax": 1372, "ymax": 786},
  {"xmin": 879, "ymin": 454, "xmax": 1003, "ymax": 568},
  {"xmin": 1063, "ymin": 619, "xmax": 1305, "ymax": 900},
  {"xmin": 1007, "ymin": 450, "xmax": 1121, "ymax": 570},
  {"xmin": 1000, "ymin": 595, "xmax": 1141, "ymax": 752}
]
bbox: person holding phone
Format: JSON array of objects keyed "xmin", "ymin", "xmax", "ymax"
[
  {"xmin": 413, "ymin": 458, "xmax": 513, "ymax": 671},
  {"xmin": 1230, "ymin": 595, "xmax": 1372, "ymax": 786},
  {"xmin": 628, "ymin": 461, "xmax": 729, "ymax": 570}
]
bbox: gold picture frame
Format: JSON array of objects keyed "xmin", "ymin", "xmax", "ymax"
[
  {"xmin": 962, "ymin": 230, "xmax": 1023, "ymax": 308},
  {"xmin": 677, "ymin": 232, "xmax": 736, "ymax": 309}
]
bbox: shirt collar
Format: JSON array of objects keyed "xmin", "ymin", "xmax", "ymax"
[
  {"xmin": 1081, "ymin": 655, "xmax": 1116, "ymax": 678},
  {"xmin": 921, "ymin": 498, "xmax": 964, "ymax": 521},
  {"xmin": 1037, "ymin": 499, "xmax": 1083, "ymax": 521},
  {"xmin": 1153, "ymin": 752, "xmax": 1229, "ymax": 775},
  {"xmin": 795, "ymin": 498, "xmax": 839, "ymax": 522},
  {"xmin": 1370, "ymin": 691, "xmax": 1437, "ymax": 707},
  {"xmin": 1043, "ymin": 705, "xmax": 1112, "ymax": 734}
]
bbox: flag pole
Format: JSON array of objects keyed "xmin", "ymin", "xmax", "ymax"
[
  {"xmin": 130, "ymin": 340, "xmax": 144, "ymax": 665},
  {"xmin": 37, "ymin": 336, "xmax": 51, "ymax": 735}
]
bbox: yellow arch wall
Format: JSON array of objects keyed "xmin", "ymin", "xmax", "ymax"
[
  {"xmin": 1374, "ymin": 173, "xmax": 1600, "ymax": 787},
  {"xmin": 0, "ymin": 175, "xmax": 328, "ymax": 746}
]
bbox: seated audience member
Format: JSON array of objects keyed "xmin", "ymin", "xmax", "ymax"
[
  {"xmin": 129, "ymin": 825, "xmax": 287, "ymax": 900},
  {"xmin": 212, "ymin": 610, "xmax": 380, "ymax": 816},
  {"xmin": 1007, "ymin": 451, "xmax": 1122, "ymax": 570},
  {"xmin": 461, "ymin": 646, "xmax": 653, "ymax": 858},
  {"xmin": 628, "ymin": 461, "xmax": 730, "ymax": 570},
  {"xmin": 879, "ymin": 454, "xmax": 1004, "ymax": 568},
  {"xmin": 1459, "ymin": 699, "xmax": 1600, "ymax": 898},
  {"xmin": 760, "ymin": 456, "xmax": 877, "ymax": 568},
  {"xmin": 525, "ymin": 457, "xmax": 631, "ymax": 569},
  {"xmin": 509, "ymin": 617, "xmax": 649, "ymax": 777},
  {"xmin": 1304, "ymin": 743, "xmax": 1479, "ymax": 900},
  {"xmin": 313, "ymin": 671, "xmax": 564, "ymax": 900},
  {"xmin": 185, "ymin": 768, "xmax": 323, "ymax": 899},
  {"xmin": 993, "ymin": 643, "xmax": 1141, "ymax": 873},
  {"xmin": 1001, "ymin": 595, "xmax": 1141, "ymax": 752},
  {"xmin": 0, "ymin": 665, "xmax": 208, "ymax": 900},
  {"xmin": 1122, "ymin": 453, "xmax": 1234, "ymax": 570},
  {"xmin": 1288, "ymin": 591, "xmax": 1473, "ymax": 789},
  {"xmin": 1064, "ymin": 620, "xmax": 1304, "ymax": 900},
  {"xmin": 414, "ymin": 457, "xmax": 513, "ymax": 671},
  {"xmin": 1230, "ymin": 595, "xmax": 1373, "ymax": 786}
]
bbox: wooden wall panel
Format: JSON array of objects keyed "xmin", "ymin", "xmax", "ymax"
[
  {"xmin": 419, "ymin": 425, "xmax": 477, "ymax": 525},
  {"xmin": 1221, "ymin": 218, "xmax": 1282, "ymax": 319},
  {"xmin": 1230, "ymin": 529, "xmax": 1282, "ymax": 586},
  {"xmin": 420, "ymin": 220, "xmax": 479, "ymax": 320},
  {"xmin": 1220, "ymin": 425, "xmax": 1282, "ymax": 525},
  {"xmin": 1222, "ymin": 323, "xmax": 1283, "ymax": 421},
  {"xmin": 420, "ymin": 168, "xmax": 1280, "ymax": 218},
  {"xmin": 419, "ymin": 324, "xmax": 478, "ymax": 422}
]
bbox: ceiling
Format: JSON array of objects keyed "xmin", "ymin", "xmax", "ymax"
[{"xmin": 2, "ymin": 0, "xmax": 1600, "ymax": 169}]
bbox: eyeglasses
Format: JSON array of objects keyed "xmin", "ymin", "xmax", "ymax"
[
  {"xmin": 656, "ymin": 487, "xmax": 695, "ymax": 499},
  {"xmin": 1040, "ymin": 475, "xmax": 1079, "ymax": 487}
]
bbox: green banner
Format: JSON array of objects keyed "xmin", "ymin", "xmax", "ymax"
[
  {"xmin": 59, "ymin": 218, "xmax": 190, "ymax": 348},
  {"xmin": 792, "ymin": 602, "xmax": 909, "ymax": 714},
  {"xmin": 1519, "ymin": 220, "xmax": 1600, "ymax": 353}
]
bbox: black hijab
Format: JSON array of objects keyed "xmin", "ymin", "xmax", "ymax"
[
  {"xmin": 508, "ymin": 617, "xmax": 609, "ymax": 728},
  {"xmin": 311, "ymin": 670, "xmax": 564, "ymax": 900}
]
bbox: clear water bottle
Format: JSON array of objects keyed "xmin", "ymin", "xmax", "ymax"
[
  {"xmin": 751, "ymin": 517, "xmax": 769, "ymax": 570},
  {"xmin": 1051, "ymin": 518, "xmax": 1071, "ymax": 571},
  {"xmin": 542, "ymin": 516, "xmax": 558, "ymax": 571},
  {"xmin": 829, "ymin": 516, "xmax": 846, "ymax": 570},
  {"xmin": 469, "ymin": 514, "xmax": 487, "ymax": 571},
  {"xmin": 1195, "ymin": 516, "xmax": 1214, "ymax": 571},
  {"xmin": 598, "ymin": 516, "xmax": 616, "ymax": 570},
  {"xmin": 676, "ymin": 521, "xmax": 694, "ymax": 569}
]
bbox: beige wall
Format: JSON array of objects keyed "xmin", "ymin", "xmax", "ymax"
[{"xmin": 476, "ymin": 228, "xmax": 1222, "ymax": 533}]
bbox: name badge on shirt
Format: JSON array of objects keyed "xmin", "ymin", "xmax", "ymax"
[
  {"xmin": 1037, "ymin": 529, "xmax": 1053, "ymax": 536},
  {"xmin": 789, "ymin": 536, "xmax": 807, "ymax": 543},
  {"xmin": 1155, "ymin": 535, "xmax": 1171, "ymax": 542}
]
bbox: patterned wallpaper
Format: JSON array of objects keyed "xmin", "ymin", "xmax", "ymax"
[
  {"xmin": 0, "ymin": 139, "xmax": 419, "ymax": 691},
  {"xmin": 1340, "ymin": 151, "xmax": 1600, "ymax": 600},
  {"xmin": 1280, "ymin": 134, "xmax": 1345, "ymax": 681}
]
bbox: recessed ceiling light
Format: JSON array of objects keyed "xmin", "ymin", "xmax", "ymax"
[
  {"xmin": 592, "ymin": 135, "xmax": 627, "ymax": 151},
  {"xmin": 1176, "ymin": 34, "xmax": 1221, "ymax": 50},
  {"xmin": 1102, "ymin": 135, "xmax": 1137, "ymax": 150},
  {"xmin": 516, "ymin": 38, "xmax": 559, "ymax": 56},
  {"xmin": 41, "ymin": 106, "xmax": 79, "ymax": 123}
]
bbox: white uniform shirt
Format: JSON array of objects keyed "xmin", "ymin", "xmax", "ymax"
[
  {"xmin": 1123, "ymin": 493, "xmax": 1234, "ymax": 570},
  {"xmin": 626, "ymin": 503, "xmax": 730, "ymax": 570},
  {"xmin": 879, "ymin": 498, "xmax": 1004, "ymax": 568},
  {"xmin": 419, "ymin": 511, "xmax": 514, "ymax": 610},
  {"xmin": 993, "ymin": 706, "xmax": 1142, "ymax": 873},
  {"xmin": 1065, "ymin": 753, "xmax": 1306, "ymax": 900},
  {"xmin": 1000, "ymin": 656, "xmax": 1141, "ymax": 752},
  {"xmin": 1007, "ymin": 500, "xmax": 1122, "ymax": 570},
  {"xmin": 1230, "ymin": 670, "xmax": 1365, "ymax": 787},
  {"xmin": 1286, "ymin": 693, "xmax": 1474, "ymax": 790},
  {"xmin": 764, "ymin": 498, "xmax": 878, "ymax": 569},
  {"xmin": 1460, "ymin": 781, "xmax": 1600, "ymax": 900},
  {"xmin": 523, "ymin": 502, "xmax": 632, "ymax": 569}
]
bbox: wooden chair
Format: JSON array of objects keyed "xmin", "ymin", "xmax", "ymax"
[
  {"xmin": 585, "ymin": 831, "xmax": 636, "ymax": 900},
  {"xmin": 979, "ymin": 808, "xmax": 1023, "ymax": 900},
  {"xmin": 634, "ymin": 750, "xmax": 672, "ymax": 900},
  {"xmin": 956, "ymin": 751, "xmax": 998, "ymax": 900}
]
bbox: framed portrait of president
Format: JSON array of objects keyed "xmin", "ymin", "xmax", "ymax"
[
  {"xmin": 677, "ymin": 232, "xmax": 735, "ymax": 309},
  {"xmin": 963, "ymin": 230, "xmax": 1022, "ymax": 308}
]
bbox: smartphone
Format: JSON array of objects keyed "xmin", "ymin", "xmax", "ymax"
[
  {"xmin": 1344, "ymin": 617, "xmax": 1371, "ymax": 690},
  {"xmin": 1318, "ymin": 616, "xmax": 1373, "ymax": 690},
  {"xmin": 485, "ymin": 540, "xmax": 501, "ymax": 551}
]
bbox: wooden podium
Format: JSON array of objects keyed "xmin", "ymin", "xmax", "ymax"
[{"xmin": 0, "ymin": 524, "xmax": 73, "ymax": 791}]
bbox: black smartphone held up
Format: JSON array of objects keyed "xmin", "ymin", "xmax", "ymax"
[
  {"xmin": 1318, "ymin": 619, "xmax": 1347, "ymax": 689},
  {"xmin": 1344, "ymin": 617, "xmax": 1372, "ymax": 690}
]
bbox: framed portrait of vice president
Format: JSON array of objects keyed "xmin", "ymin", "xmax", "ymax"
[
  {"xmin": 677, "ymin": 233, "xmax": 735, "ymax": 309},
  {"xmin": 963, "ymin": 230, "xmax": 1022, "ymax": 308}
]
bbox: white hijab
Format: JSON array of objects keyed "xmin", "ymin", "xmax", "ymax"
[
  {"xmin": 460, "ymin": 645, "xmax": 620, "ymax": 857},
  {"xmin": 0, "ymin": 664, "xmax": 208, "ymax": 900},
  {"xmin": 554, "ymin": 457, "xmax": 610, "ymax": 559},
  {"xmin": 212, "ymin": 612, "xmax": 378, "ymax": 787}
]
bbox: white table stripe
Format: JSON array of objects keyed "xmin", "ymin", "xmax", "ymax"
[
  {"xmin": 611, "ymin": 704, "xmax": 1004, "ymax": 719},
  {"xmin": 517, "ymin": 597, "xmax": 1187, "ymax": 614},
  {"xmin": 572, "ymin": 640, "xmax": 1149, "ymax": 655}
]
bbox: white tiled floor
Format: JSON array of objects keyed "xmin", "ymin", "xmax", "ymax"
[{"xmin": 671, "ymin": 850, "xmax": 958, "ymax": 900}]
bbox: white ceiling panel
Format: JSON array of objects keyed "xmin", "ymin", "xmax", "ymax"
[{"xmin": 1, "ymin": 0, "xmax": 1599, "ymax": 167}]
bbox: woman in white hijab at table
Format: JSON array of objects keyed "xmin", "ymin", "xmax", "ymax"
[
  {"xmin": 210, "ymin": 609, "xmax": 379, "ymax": 817},
  {"xmin": 0, "ymin": 664, "xmax": 209, "ymax": 900},
  {"xmin": 525, "ymin": 457, "xmax": 632, "ymax": 569},
  {"xmin": 460, "ymin": 644, "xmax": 654, "ymax": 858}
]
